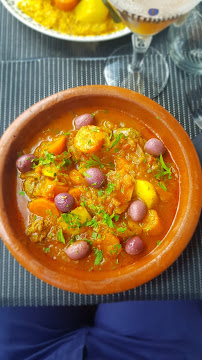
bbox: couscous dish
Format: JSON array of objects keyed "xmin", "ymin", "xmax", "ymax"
[{"xmin": 17, "ymin": 0, "xmax": 125, "ymax": 36}]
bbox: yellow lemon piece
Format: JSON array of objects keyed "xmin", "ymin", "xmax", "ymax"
[
  {"xmin": 135, "ymin": 180, "xmax": 158, "ymax": 209},
  {"xmin": 75, "ymin": 0, "xmax": 109, "ymax": 24},
  {"xmin": 42, "ymin": 165, "xmax": 58, "ymax": 178}
]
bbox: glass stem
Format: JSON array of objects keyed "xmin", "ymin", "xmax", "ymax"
[{"xmin": 128, "ymin": 33, "xmax": 153, "ymax": 73}]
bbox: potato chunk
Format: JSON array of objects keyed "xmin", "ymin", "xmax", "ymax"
[
  {"xmin": 74, "ymin": 126, "xmax": 106, "ymax": 153},
  {"xmin": 142, "ymin": 210, "xmax": 163, "ymax": 235},
  {"xmin": 135, "ymin": 180, "xmax": 158, "ymax": 209},
  {"xmin": 59, "ymin": 206, "xmax": 91, "ymax": 236}
]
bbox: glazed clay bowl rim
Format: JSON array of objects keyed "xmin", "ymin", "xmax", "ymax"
[{"xmin": 0, "ymin": 85, "xmax": 201, "ymax": 295}]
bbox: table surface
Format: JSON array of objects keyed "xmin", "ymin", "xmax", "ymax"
[{"xmin": 0, "ymin": 2, "xmax": 201, "ymax": 306}]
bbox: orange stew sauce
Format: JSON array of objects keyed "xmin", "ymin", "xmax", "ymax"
[{"xmin": 16, "ymin": 107, "xmax": 179, "ymax": 272}]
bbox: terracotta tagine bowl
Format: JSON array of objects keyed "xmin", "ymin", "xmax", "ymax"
[{"xmin": 0, "ymin": 86, "xmax": 201, "ymax": 294}]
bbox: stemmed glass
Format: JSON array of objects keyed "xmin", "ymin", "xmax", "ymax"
[{"xmin": 104, "ymin": 0, "xmax": 201, "ymax": 99}]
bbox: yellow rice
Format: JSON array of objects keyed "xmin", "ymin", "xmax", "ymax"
[{"xmin": 17, "ymin": 0, "xmax": 125, "ymax": 36}]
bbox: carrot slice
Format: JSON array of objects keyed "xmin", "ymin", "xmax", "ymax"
[
  {"xmin": 29, "ymin": 198, "xmax": 59, "ymax": 218},
  {"xmin": 46, "ymin": 136, "xmax": 66, "ymax": 155},
  {"xmin": 54, "ymin": 0, "xmax": 79, "ymax": 11},
  {"xmin": 68, "ymin": 186, "xmax": 84, "ymax": 200},
  {"xmin": 53, "ymin": 183, "xmax": 69, "ymax": 196}
]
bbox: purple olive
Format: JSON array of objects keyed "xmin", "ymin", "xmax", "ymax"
[
  {"xmin": 145, "ymin": 138, "xmax": 166, "ymax": 157},
  {"xmin": 128, "ymin": 200, "xmax": 147, "ymax": 222},
  {"xmin": 65, "ymin": 240, "xmax": 91, "ymax": 260},
  {"xmin": 74, "ymin": 113, "xmax": 94, "ymax": 130},
  {"xmin": 125, "ymin": 236, "xmax": 144, "ymax": 255},
  {"xmin": 16, "ymin": 154, "xmax": 38, "ymax": 172},
  {"xmin": 54, "ymin": 193, "xmax": 75, "ymax": 213},
  {"xmin": 84, "ymin": 168, "xmax": 105, "ymax": 188}
]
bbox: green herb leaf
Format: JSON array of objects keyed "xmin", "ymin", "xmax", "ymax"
[
  {"xmin": 155, "ymin": 154, "xmax": 172, "ymax": 180},
  {"xmin": 158, "ymin": 182, "xmax": 167, "ymax": 191},
  {"xmin": 109, "ymin": 243, "xmax": 122, "ymax": 254},
  {"xmin": 102, "ymin": 211, "xmax": 114, "ymax": 228},
  {"xmin": 92, "ymin": 232, "xmax": 98, "ymax": 239},
  {"xmin": 94, "ymin": 248, "xmax": 103, "ymax": 265},
  {"xmin": 117, "ymin": 227, "xmax": 127, "ymax": 233},
  {"xmin": 84, "ymin": 218, "xmax": 99, "ymax": 229},
  {"xmin": 43, "ymin": 247, "xmax": 50, "ymax": 253},
  {"xmin": 83, "ymin": 171, "xmax": 91, "ymax": 178},
  {"xmin": 18, "ymin": 191, "xmax": 25, "ymax": 196},
  {"xmin": 107, "ymin": 133, "xmax": 124, "ymax": 150},
  {"xmin": 62, "ymin": 131, "xmax": 70, "ymax": 135},
  {"xmin": 57, "ymin": 229, "xmax": 65, "ymax": 244},
  {"xmin": 85, "ymin": 154, "xmax": 104, "ymax": 169},
  {"xmin": 61, "ymin": 213, "xmax": 82, "ymax": 229},
  {"xmin": 38, "ymin": 151, "xmax": 57, "ymax": 167},
  {"xmin": 58, "ymin": 158, "xmax": 72, "ymax": 169},
  {"xmin": 105, "ymin": 182, "xmax": 116, "ymax": 195}
]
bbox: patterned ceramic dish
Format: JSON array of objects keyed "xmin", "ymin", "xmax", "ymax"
[{"xmin": 1, "ymin": 0, "xmax": 131, "ymax": 42}]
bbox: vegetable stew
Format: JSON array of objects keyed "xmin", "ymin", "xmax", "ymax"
[{"xmin": 16, "ymin": 107, "xmax": 179, "ymax": 272}]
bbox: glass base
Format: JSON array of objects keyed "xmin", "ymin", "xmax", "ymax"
[{"xmin": 104, "ymin": 43, "xmax": 169, "ymax": 99}]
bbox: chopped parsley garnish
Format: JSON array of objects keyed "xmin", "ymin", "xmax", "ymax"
[
  {"xmin": 110, "ymin": 244, "xmax": 122, "ymax": 254},
  {"xmin": 18, "ymin": 191, "xmax": 25, "ymax": 196},
  {"xmin": 117, "ymin": 226, "xmax": 127, "ymax": 233},
  {"xmin": 107, "ymin": 133, "xmax": 124, "ymax": 150},
  {"xmin": 155, "ymin": 154, "xmax": 172, "ymax": 180},
  {"xmin": 83, "ymin": 171, "xmax": 91, "ymax": 178},
  {"xmin": 101, "ymin": 211, "xmax": 114, "ymax": 228},
  {"xmin": 104, "ymin": 109, "xmax": 108, "ymax": 113},
  {"xmin": 38, "ymin": 151, "xmax": 57, "ymax": 167},
  {"xmin": 94, "ymin": 248, "xmax": 103, "ymax": 265},
  {"xmin": 62, "ymin": 131, "xmax": 70, "ymax": 136},
  {"xmin": 61, "ymin": 213, "xmax": 82, "ymax": 229},
  {"xmin": 84, "ymin": 218, "xmax": 99, "ymax": 229},
  {"xmin": 98, "ymin": 190, "xmax": 104, "ymax": 197},
  {"xmin": 114, "ymin": 147, "xmax": 119, "ymax": 153},
  {"xmin": 58, "ymin": 158, "xmax": 72, "ymax": 169},
  {"xmin": 80, "ymin": 199, "xmax": 87, "ymax": 207},
  {"xmin": 114, "ymin": 215, "xmax": 120, "ymax": 222},
  {"xmin": 105, "ymin": 182, "xmax": 116, "ymax": 195},
  {"xmin": 85, "ymin": 154, "xmax": 104, "ymax": 169},
  {"xmin": 157, "ymin": 240, "xmax": 162, "ymax": 246},
  {"xmin": 57, "ymin": 229, "xmax": 65, "ymax": 244},
  {"xmin": 158, "ymin": 182, "xmax": 167, "ymax": 191},
  {"xmin": 110, "ymin": 212, "xmax": 120, "ymax": 222},
  {"xmin": 83, "ymin": 238, "xmax": 92, "ymax": 246},
  {"xmin": 43, "ymin": 247, "xmax": 50, "ymax": 253},
  {"xmin": 92, "ymin": 232, "xmax": 101, "ymax": 240}
]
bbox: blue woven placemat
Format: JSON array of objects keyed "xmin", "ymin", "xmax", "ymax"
[{"xmin": 0, "ymin": 57, "xmax": 201, "ymax": 306}]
